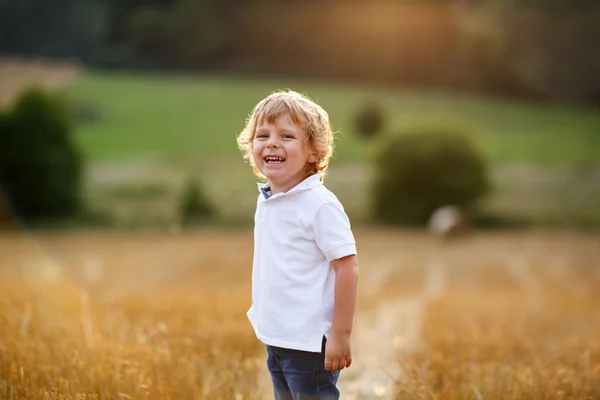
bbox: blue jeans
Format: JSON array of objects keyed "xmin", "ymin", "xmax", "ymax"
[{"xmin": 266, "ymin": 337, "xmax": 340, "ymax": 400}]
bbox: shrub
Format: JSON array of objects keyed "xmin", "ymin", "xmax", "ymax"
[
  {"xmin": 179, "ymin": 176, "xmax": 214, "ymax": 225},
  {"xmin": 0, "ymin": 86, "xmax": 83, "ymax": 220},
  {"xmin": 371, "ymin": 125, "xmax": 489, "ymax": 225},
  {"xmin": 353, "ymin": 100, "xmax": 386, "ymax": 139},
  {"xmin": 0, "ymin": 112, "xmax": 13, "ymax": 228}
]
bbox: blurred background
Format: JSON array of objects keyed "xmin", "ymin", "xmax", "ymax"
[
  {"xmin": 1, "ymin": 0, "xmax": 599, "ymax": 231},
  {"xmin": 1, "ymin": 1, "xmax": 600, "ymax": 399}
]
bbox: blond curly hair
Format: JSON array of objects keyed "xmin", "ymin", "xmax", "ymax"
[{"xmin": 237, "ymin": 90, "xmax": 335, "ymax": 180}]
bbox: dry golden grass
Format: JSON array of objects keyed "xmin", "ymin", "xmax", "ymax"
[
  {"xmin": 0, "ymin": 231, "xmax": 263, "ymax": 400},
  {"xmin": 396, "ymin": 289, "xmax": 600, "ymax": 399},
  {"xmin": 0, "ymin": 229, "xmax": 599, "ymax": 399},
  {"xmin": 390, "ymin": 234, "xmax": 600, "ymax": 400}
]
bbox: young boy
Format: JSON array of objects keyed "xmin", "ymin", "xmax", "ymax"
[{"xmin": 237, "ymin": 90, "xmax": 359, "ymax": 399}]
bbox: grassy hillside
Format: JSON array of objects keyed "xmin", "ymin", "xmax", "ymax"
[{"xmin": 68, "ymin": 71, "xmax": 600, "ymax": 166}]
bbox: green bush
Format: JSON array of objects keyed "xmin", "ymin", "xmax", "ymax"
[
  {"xmin": 0, "ymin": 86, "xmax": 83, "ymax": 220},
  {"xmin": 0, "ymin": 109, "xmax": 6, "ymax": 175},
  {"xmin": 179, "ymin": 176, "xmax": 214, "ymax": 225},
  {"xmin": 0, "ymin": 112, "xmax": 12, "ymax": 228},
  {"xmin": 353, "ymin": 100, "xmax": 386, "ymax": 139},
  {"xmin": 371, "ymin": 125, "xmax": 490, "ymax": 225}
]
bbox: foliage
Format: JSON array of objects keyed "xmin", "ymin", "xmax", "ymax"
[
  {"xmin": 460, "ymin": 2, "xmax": 600, "ymax": 102},
  {"xmin": 99, "ymin": 0, "xmax": 175, "ymax": 44},
  {"xmin": 3, "ymin": 1, "xmax": 600, "ymax": 103},
  {"xmin": 179, "ymin": 176, "xmax": 214, "ymax": 225},
  {"xmin": 0, "ymin": 112, "xmax": 12, "ymax": 228},
  {"xmin": 0, "ymin": 0, "xmax": 107, "ymax": 60},
  {"xmin": 352, "ymin": 100, "xmax": 386, "ymax": 139},
  {"xmin": 127, "ymin": 0, "xmax": 225, "ymax": 68},
  {"xmin": 371, "ymin": 124, "xmax": 489, "ymax": 225},
  {"xmin": 0, "ymin": 87, "xmax": 83, "ymax": 219}
]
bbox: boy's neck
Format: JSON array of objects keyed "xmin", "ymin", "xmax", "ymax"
[
  {"xmin": 268, "ymin": 168, "xmax": 314, "ymax": 196},
  {"xmin": 264, "ymin": 172, "xmax": 320, "ymax": 197},
  {"xmin": 268, "ymin": 177, "xmax": 306, "ymax": 196}
]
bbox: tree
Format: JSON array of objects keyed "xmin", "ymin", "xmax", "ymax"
[
  {"xmin": 0, "ymin": 87, "xmax": 83, "ymax": 220},
  {"xmin": 0, "ymin": 0, "xmax": 107, "ymax": 60}
]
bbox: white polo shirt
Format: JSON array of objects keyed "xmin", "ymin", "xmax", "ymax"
[{"xmin": 247, "ymin": 173, "xmax": 357, "ymax": 352}]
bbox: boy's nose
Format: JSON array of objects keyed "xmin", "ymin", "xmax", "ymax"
[{"xmin": 266, "ymin": 140, "xmax": 279, "ymax": 149}]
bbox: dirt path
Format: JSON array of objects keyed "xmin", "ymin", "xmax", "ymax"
[
  {"xmin": 251, "ymin": 251, "xmax": 449, "ymax": 400},
  {"xmin": 337, "ymin": 256, "xmax": 447, "ymax": 399},
  {"xmin": 0, "ymin": 56, "xmax": 80, "ymax": 108}
]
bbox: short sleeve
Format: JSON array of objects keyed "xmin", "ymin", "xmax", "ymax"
[{"xmin": 313, "ymin": 201, "xmax": 357, "ymax": 262}]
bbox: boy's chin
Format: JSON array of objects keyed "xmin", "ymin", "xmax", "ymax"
[
  {"xmin": 262, "ymin": 172, "xmax": 281, "ymax": 182},
  {"xmin": 259, "ymin": 167, "xmax": 285, "ymax": 178}
]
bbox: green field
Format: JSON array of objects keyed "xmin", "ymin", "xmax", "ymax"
[
  {"xmin": 68, "ymin": 71, "xmax": 600, "ymax": 166},
  {"xmin": 64, "ymin": 71, "xmax": 600, "ymax": 228}
]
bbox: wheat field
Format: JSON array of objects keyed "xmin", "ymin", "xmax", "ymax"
[{"xmin": 0, "ymin": 229, "xmax": 599, "ymax": 399}]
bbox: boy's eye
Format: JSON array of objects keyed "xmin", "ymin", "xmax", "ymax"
[
  {"xmin": 255, "ymin": 133, "xmax": 268, "ymax": 139},
  {"xmin": 282, "ymin": 134, "xmax": 294, "ymax": 139}
]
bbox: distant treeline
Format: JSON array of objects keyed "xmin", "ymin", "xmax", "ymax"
[{"xmin": 1, "ymin": 0, "xmax": 599, "ymax": 103}]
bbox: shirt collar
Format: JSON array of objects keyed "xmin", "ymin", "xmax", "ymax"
[{"xmin": 257, "ymin": 174, "xmax": 323, "ymax": 199}]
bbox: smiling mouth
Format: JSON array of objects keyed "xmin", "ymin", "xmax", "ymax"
[{"xmin": 264, "ymin": 156, "xmax": 286, "ymax": 164}]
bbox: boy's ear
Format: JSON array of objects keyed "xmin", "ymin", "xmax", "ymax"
[{"xmin": 308, "ymin": 150, "xmax": 317, "ymax": 163}]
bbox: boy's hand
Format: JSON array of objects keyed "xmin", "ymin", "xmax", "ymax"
[{"xmin": 324, "ymin": 332, "xmax": 352, "ymax": 371}]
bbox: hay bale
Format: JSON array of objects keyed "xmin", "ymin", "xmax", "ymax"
[{"xmin": 428, "ymin": 205, "xmax": 470, "ymax": 240}]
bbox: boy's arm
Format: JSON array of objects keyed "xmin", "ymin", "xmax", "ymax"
[{"xmin": 325, "ymin": 254, "xmax": 359, "ymax": 372}]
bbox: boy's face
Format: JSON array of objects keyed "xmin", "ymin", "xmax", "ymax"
[{"xmin": 253, "ymin": 113, "xmax": 316, "ymax": 195}]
